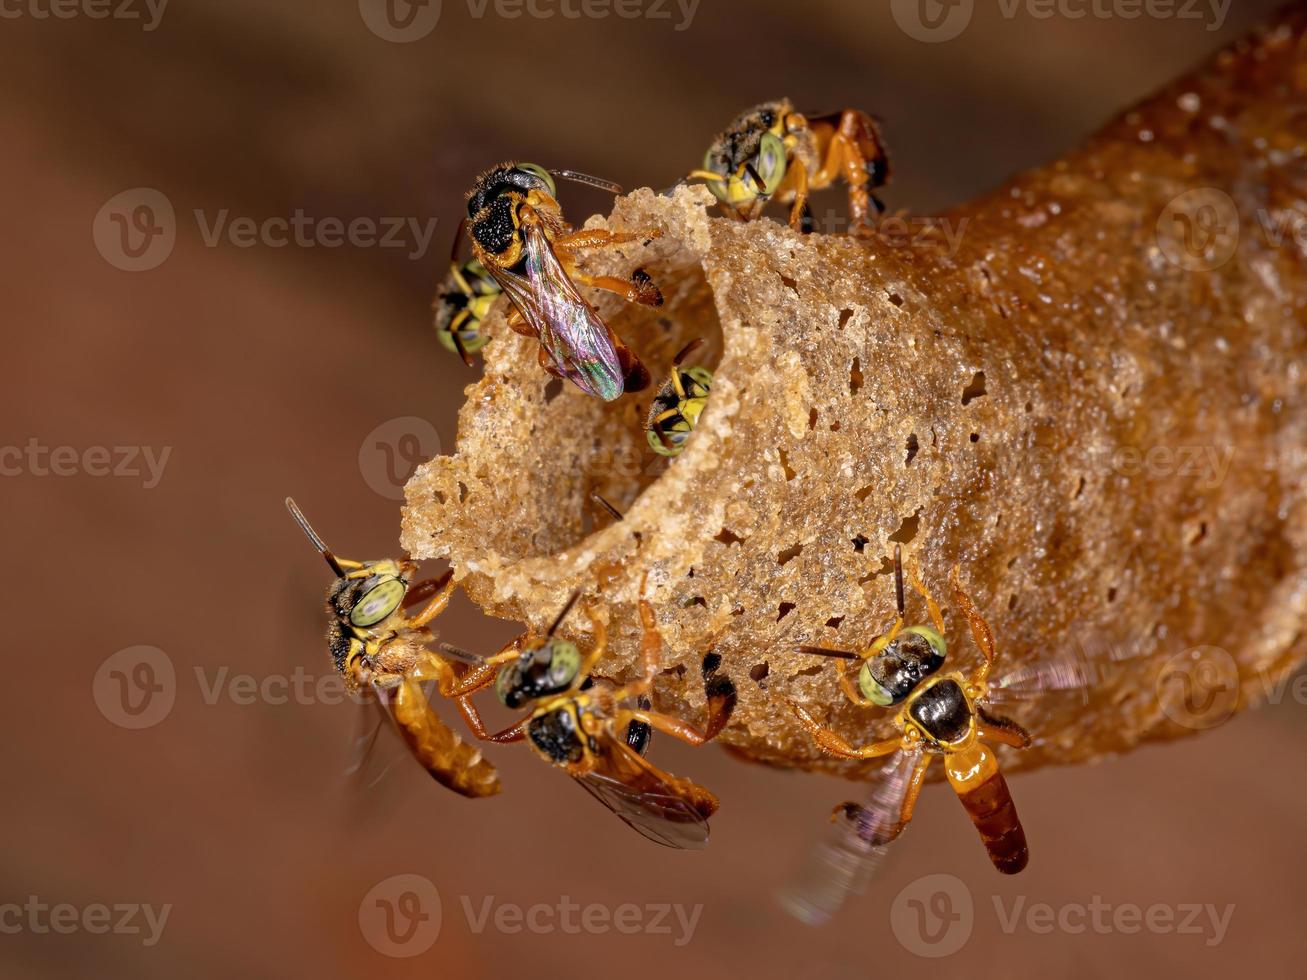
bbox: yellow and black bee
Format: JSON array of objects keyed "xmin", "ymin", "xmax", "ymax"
[
  {"xmin": 689, "ymin": 99, "xmax": 890, "ymax": 232},
  {"xmin": 463, "ymin": 162, "xmax": 663, "ymax": 401},
  {"xmin": 286, "ymin": 498, "xmax": 500, "ymax": 799},
  {"xmin": 445, "ymin": 585, "xmax": 738, "ymax": 848},
  {"xmin": 433, "ymin": 258, "xmax": 499, "ymax": 366},
  {"xmin": 646, "ymin": 338, "xmax": 713, "ymax": 457}
]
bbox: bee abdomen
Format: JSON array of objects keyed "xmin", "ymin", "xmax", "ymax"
[{"xmin": 945, "ymin": 741, "xmax": 1028, "ymax": 874}]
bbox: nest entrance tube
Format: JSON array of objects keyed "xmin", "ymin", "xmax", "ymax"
[{"xmin": 405, "ymin": 15, "xmax": 1307, "ymax": 779}]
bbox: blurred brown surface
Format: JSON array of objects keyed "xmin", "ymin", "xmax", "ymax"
[{"xmin": 2, "ymin": 1, "xmax": 1305, "ymax": 978}]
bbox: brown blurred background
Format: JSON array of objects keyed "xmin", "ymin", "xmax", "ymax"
[{"xmin": 2, "ymin": 1, "xmax": 1304, "ymax": 977}]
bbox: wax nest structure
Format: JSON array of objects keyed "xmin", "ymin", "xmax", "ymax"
[{"xmin": 404, "ymin": 14, "xmax": 1307, "ymax": 780}]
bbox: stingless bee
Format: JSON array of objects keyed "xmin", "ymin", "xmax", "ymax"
[
  {"xmin": 433, "ymin": 256, "xmax": 500, "ymax": 366},
  {"xmin": 787, "ymin": 547, "xmax": 1056, "ymax": 881},
  {"xmin": 463, "ymin": 162, "xmax": 664, "ymax": 401},
  {"xmin": 441, "ymin": 582, "xmax": 738, "ymax": 848},
  {"xmin": 646, "ymin": 338, "xmax": 713, "ymax": 457},
  {"xmin": 688, "ymin": 99, "xmax": 890, "ymax": 232},
  {"xmin": 285, "ymin": 498, "xmax": 500, "ymax": 798}
]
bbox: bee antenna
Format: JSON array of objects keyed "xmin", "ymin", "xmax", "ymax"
[
  {"xmin": 591, "ymin": 491, "xmax": 624, "ymax": 522},
  {"xmin": 796, "ymin": 645, "xmax": 860, "ymax": 661},
  {"xmin": 672, "ymin": 337, "xmax": 705, "ymax": 367},
  {"xmin": 285, "ymin": 497, "xmax": 346, "ymax": 578},
  {"xmin": 450, "ymin": 218, "xmax": 468, "ymax": 264},
  {"xmin": 744, "ymin": 161, "xmax": 768, "ymax": 198},
  {"xmin": 549, "ymin": 169, "xmax": 623, "ymax": 196},
  {"xmin": 547, "ymin": 590, "xmax": 583, "ymax": 637},
  {"xmin": 894, "ymin": 544, "xmax": 905, "ymax": 617}
]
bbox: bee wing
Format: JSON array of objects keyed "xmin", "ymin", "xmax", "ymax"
[
  {"xmin": 491, "ymin": 221, "xmax": 636, "ymax": 402},
  {"xmin": 574, "ymin": 729, "xmax": 715, "ymax": 849},
  {"xmin": 345, "ymin": 685, "xmax": 407, "ymax": 790},
  {"xmin": 778, "ymin": 748, "xmax": 921, "ymax": 925},
  {"xmin": 985, "ymin": 648, "xmax": 1100, "ymax": 708}
]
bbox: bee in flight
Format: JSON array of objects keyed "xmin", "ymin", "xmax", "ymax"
[
  {"xmin": 285, "ymin": 498, "xmax": 500, "ymax": 798},
  {"xmin": 433, "ymin": 256, "xmax": 500, "ymax": 366},
  {"xmin": 688, "ymin": 99, "xmax": 890, "ymax": 233},
  {"xmin": 442, "ymin": 580, "xmax": 738, "ymax": 848},
  {"xmin": 646, "ymin": 338, "xmax": 713, "ymax": 457},
  {"xmin": 779, "ymin": 546, "xmax": 1095, "ymax": 922},
  {"xmin": 462, "ymin": 162, "xmax": 664, "ymax": 401}
]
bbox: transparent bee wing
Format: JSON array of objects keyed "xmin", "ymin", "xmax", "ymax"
[
  {"xmin": 574, "ymin": 729, "xmax": 714, "ymax": 849},
  {"xmin": 778, "ymin": 748, "xmax": 921, "ymax": 925},
  {"xmin": 984, "ymin": 647, "xmax": 1101, "ymax": 708}
]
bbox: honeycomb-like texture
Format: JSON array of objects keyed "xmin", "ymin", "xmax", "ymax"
[{"xmin": 403, "ymin": 12, "xmax": 1307, "ymax": 780}]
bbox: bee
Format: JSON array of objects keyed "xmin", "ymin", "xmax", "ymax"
[
  {"xmin": 646, "ymin": 338, "xmax": 713, "ymax": 457},
  {"xmin": 444, "ymin": 583, "xmax": 738, "ymax": 848},
  {"xmin": 783, "ymin": 545, "xmax": 1098, "ymax": 918},
  {"xmin": 433, "ymin": 256, "xmax": 500, "ymax": 366},
  {"xmin": 688, "ymin": 99, "xmax": 890, "ymax": 232},
  {"xmin": 285, "ymin": 498, "xmax": 500, "ymax": 798},
  {"xmin": 463, "ymin": 162, "xmax": 664, "ymax": 401}
]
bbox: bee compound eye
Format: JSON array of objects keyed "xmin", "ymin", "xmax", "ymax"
[
  {"xmin": 754, "ymin": 132, "xmax": 788, "ymax": 195},
  {"xmin": 858, "ymin": 660, "xmax": 896, "ymax": 707},
  {"xmin": 350, "ymin": 578, "xmax": 406, "ymax": 628}
]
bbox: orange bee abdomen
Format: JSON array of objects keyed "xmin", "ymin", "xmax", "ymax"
[{"xmin": 945, "ymin": 742, "xmax": 1028, "ymax": 875}]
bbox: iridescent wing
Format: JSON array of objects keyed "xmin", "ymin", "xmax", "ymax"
[
  {"xmin": 778, "ymin": 747, "xmax": 921, "ymax": 925},
  {"xmin": 573, "ymin": 729, "xmax": 715, "ymax": 849},
  {"xmin": 491, "ymin": 218, "xmax": 644, "ymax": 402}
]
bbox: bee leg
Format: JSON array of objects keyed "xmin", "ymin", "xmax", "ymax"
[
  {"xmin": 649, "ymin": 409, "xmax": 681, "ymax": 453},
  {"xmin": 439, "ymin": 635, "xmax": 528, "ymax": 699},
  {"xmin": 784, "ymin": 163, "xmax": 811, "ymax": 232},
  {"xmin": 575, "ymin": 605, "xmax": 609, "ymax": 680},
  {"xmin": 950, "ymin": 565, "xmax": 996, "ymax": 687},
  {"xmin": 908, "ymin": 565, "xmax": 946, "ymax": 637},
  {"xmin": 835, "ymin": 658, "xmax": 878, "ymax": 708},
  {"xmin": 505, "ymin": 305, "xmax": 535, "ymax": 337},
  {"xmin": 402, "ymin": 569, "xmax": 457, "ymax": 628},
  {"xmin": 976, "ymin": 708, "xmax": 1032, "ymax": 750},
  {"xmin": 572, "ymin": 272, "xmax": 664, "ymax": 308},
  {"xmin": 553, "ymin": 228, "xmax": 662, "ymax": 252},
  {"xmin": 811, "ymin": 109, "xmax": 888, "ymax": 231},
  {"xmin": 787, "ymin": 702, "xmax": 902, "ymax": 760}
]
